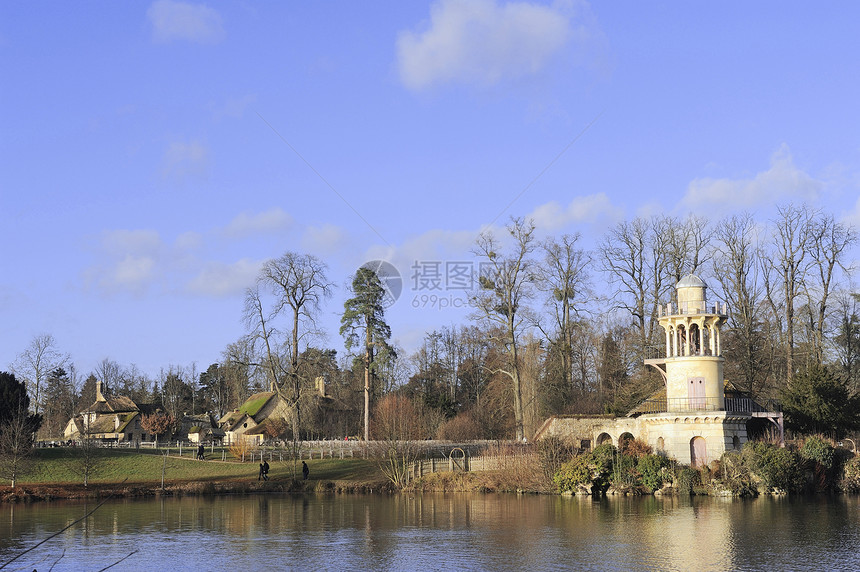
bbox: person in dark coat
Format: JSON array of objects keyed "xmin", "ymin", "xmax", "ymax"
[
  {"xmin": 262, "ymin": 460, "xmax": 270, "ymax": 481},
  {"xmin": 197, "ymin": 443, "xmax": 205, "ymax": 460},
  {"xmin": 302, "ymin": 461, "xmax": 309, "ymax": 480}
]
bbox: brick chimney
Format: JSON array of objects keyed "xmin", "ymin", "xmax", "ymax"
[{"xmin": 96, "ymin": 381, "xmax": 105, "ymax": 401}]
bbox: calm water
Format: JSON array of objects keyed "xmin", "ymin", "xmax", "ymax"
[{"xmin": 1, "ymin": 493, "xmax": 859, "ymax": 571}]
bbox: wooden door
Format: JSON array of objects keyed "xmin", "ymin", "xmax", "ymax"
[
  {"xmin": 688, "ymin": 377, "xmax": 705, "ymax": 409},
  {"xmin": 690, "ymin": 437, "xmax": 707, "ymax": 468}
]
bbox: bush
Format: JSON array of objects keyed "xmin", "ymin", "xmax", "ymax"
[
  {"xmin": 741, "ymin": 441, "xmax": 803, "ymax": 493},
  {"xmin": 536, "ymin": 437, "xmax": 576, "ymax": 483},
  {"xmin": 675, "ymin": 466, "xmax": 700, "ymax": 495},
  {"xmin": 553, "ymin": 455, "xmax": 592, "ymax": 493},
  {"xmin": 840, "ymin": 454, "xmax": 860, "ymax": 492},
  {"xmin": 800, "ymin": 435, "xmax": 835, "ymax": 470},
  {"xmin": 637, "ymin": 454, "xmax": 670, "ymax": 492},
  {"xmin": 620, "ymin": 438, "xmax": 653, "ymax": 459},
  {"xmin": 434, "ymin": 412, "xmax": 482, "ymax": 441}
]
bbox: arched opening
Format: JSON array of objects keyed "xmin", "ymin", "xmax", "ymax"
[
  {"xmin": 596, "ymin": 432, "xmax": 612, "ymax": 446},
  {"xmin": 690, "ymin": 436, "xmax": 707, "ymax": 468},
  {"xmin": 732, "ymin": 435, "xmax": 740, "ymax": 450},
  {"xmin": 689, "ymin": 324, "xmax": 701, "ymax": 356},
  {"xmin": 656, "ymin": 437, "xmax": 665, "ymax": 452},
  {"xmin": 677, "ymin": 325, "xmax": 687, "ymax": 356},
  {"xmin": 619, "ymin": 432, "xmax": 635, "ymax": 453}
]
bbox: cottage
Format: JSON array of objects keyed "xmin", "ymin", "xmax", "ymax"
[
  {"xmin": 219, "ymin": 390, "xmax": 291, "ymax": 445},
  {"xmin": 63, "ymin": 381, "xmax": 147, "ymax": 444}
]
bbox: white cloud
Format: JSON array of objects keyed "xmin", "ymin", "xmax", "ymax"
[
  {"xmin": 186, "ymin": 258, "xmax": 262, "ymax": 297},
  {"xmin": 397, "ymin": 0, "xmax": 574, "ymax": 90},
  {"xmin": 301, "ymin": 223, "xmax": 353, "ymax": 256},
  {"xmin": 161, "ymin": 140, "xmax": 210, "ymax": 182},
  {"xmin": 844, "ymin": 196, "xmax": 860, "ymax": 230},
  {"xmin": 681, "ymin": 145, "xmax": 822, "ymax": 213},
  {"xmin": 224, "ymin": 208, "xmax": 293, "ymax": 238},
  {"xmin": 101, "ymin": 229, "xmax": 162, "ymax": 256},
  {"xmin": 528, "ymin": 192, "xmax": 620, "ymax": 231},
  {"xmin": 90, "ymin": 230, "xmax": 164, "ymax": 294},
  {"xmin": 147, "ymin": 0, "xmax": 225, "ymax": 44}
]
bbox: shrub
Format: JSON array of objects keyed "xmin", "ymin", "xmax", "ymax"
[
  {"xmin": 840, "ymin": 454, "xmax": 860, "ymax": 492},
  {"xmin": 591, "ymin": 443, "xmax": 616, "ymax": 473},
  {"xmin": 536, "ymin": 437, "xmax": 576, "ymax": 482},
  {"xmin": 553, "ymin": 455, "xmax": 592, "ymax": 493},
  {"xmin": 637, "ymin": 454, "xmax": 670, "ymax": 492},
  {"xmin": 609, "ymin": 452, "xmax": 638, "ymax": 489},
  {"xmin": 800, "ymin": 435, "xmax": 835, "ymax": 470},
  {"xmin": 434, "ymin": 412, "xmax": 482, "ymax": 441},
  {"xmin": 741, "ymin": 441, "xmax": 803, "ymax": 493},
  {"xmin": 620, "ymin": 438, "xmax": 653, "ymax": 459},
  {"xmin": 675, "ymin": 466, "xmax": 700, "ymax": 495}
]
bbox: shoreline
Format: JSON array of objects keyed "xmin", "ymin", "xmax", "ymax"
[{"xmin": 1, "ymin": 478, "xmax": 397, "ymax": 503}]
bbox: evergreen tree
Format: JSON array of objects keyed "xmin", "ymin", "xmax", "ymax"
[
  {"xmin": 340, "ymin": 267, "xmax": 395, "ymax": 440},
  {"xmin": 781, "ymin": 364, "xmax": 860, "ymax": 438}
]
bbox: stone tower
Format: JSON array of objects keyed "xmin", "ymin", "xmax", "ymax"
[{"xmin": 658, "ymin": 274, "xmax": 727, "ymax": 412}]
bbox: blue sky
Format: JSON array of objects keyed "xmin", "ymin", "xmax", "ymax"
[{"xmin": 2, "ymin": 1, "xmax": 860, "ymax": 379}]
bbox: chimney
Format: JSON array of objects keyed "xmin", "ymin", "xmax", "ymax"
[
  {"xmin": 96, "ymin": 381, "xmax": 105, "ymax": 401},
  {"xmin": 316, "ymin": 376, "xmax": 326, "ymax": 398}
]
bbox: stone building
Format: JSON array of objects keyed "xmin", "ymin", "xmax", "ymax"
[
  {"xmin": 63, "ymin": 381, "xmax": 147, "ymax": 444},
  {"xmin": 535, "ymin": 274, "xmax": 783, "ymax": 467}
]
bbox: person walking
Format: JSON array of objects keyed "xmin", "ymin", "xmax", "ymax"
[{"xmin": 302, "ymin": 461, "xmax": 309, "ymax": 480}]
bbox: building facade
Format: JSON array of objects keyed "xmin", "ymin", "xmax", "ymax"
[{"xmin": 535, "ymin": 274, "xmax": 783, "ymax": 467}]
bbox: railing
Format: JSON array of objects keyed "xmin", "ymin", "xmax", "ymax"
[
  {"xmin": 657, "ymin": 302, "xmax": 728, "ymax": 317},
  {"xmin": 635, "ymin": 396, "xmax": 781, "ymax": 414}
]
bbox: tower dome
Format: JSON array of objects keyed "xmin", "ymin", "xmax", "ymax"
[
  {"xmin": 676, "ymin": 274, "xmax": 707, "ymax": 289},
  {"xmin": 677, "ymin": 273, "xmax": 707, "ymax": 314}
]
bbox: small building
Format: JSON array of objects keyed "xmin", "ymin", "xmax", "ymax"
[
  {"xmin": 63, "ymin": 381, "xmax": 147, "ymax": 444},
  {"xmin": 179, "ymin": 413, "xmax": 224, "ymax": 444},
  {"xmin": 219, "ymin": 390, "xmax": 291, "ymax": 445},
  {"xmin": 535, "ymin": 274, "xmax": 784, "ymax": 467}
]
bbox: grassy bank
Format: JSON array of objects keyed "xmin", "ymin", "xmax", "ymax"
[{"xmin": 2, "ymin": 448, "xmax": 390, "ymax": 502}]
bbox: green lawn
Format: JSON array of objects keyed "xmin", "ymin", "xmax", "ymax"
[{"xmin": 18, "ymin": 447, "xmax": 382, "ymax": 486}]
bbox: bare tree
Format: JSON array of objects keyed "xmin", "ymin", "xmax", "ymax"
[
  {"xmin": 470, "ymin": 217, "xmax": 536, "ymax": 441},
  {"xmin": 597, "ymin": 216, "xmax": 668, "ymax": 360},
  {"xmin": 665, "ymin": 214, "xmax": 713, "ymax": 286},
  {"xmin": 13, "ymin": 334, "xmax": 68, "ymax": 416},
  {"xmin": 536, "ymin": 233, "xmax": 590, "ymax": 390},
  {"xmin": 804, "ymin": 212, "xmax": 857, "ymax": 363},
  {"xmin": 712, "ymin": 213, "xmax": 769, "ymax": 396},
  {"xmin": 763, "ymin": 204, "xmax": 815, "ymax": 383},
  {"xmin": 94, "ymin": 358, "xmax": 123, "ymax": 394}
]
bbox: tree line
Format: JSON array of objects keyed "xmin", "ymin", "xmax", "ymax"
[{"xmin": 6, "ymin": 203, "xmax": 860, "ymax": 445}]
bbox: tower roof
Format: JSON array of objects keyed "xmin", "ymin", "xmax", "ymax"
[{"xmin": 676, "ymin": 273, "xmax": 707, "ymax": 289}]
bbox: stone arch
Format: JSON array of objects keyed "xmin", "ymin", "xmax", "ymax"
[
  {"xmin": 732, "ymin": 435, "xmax": 740, "ymax": 450},
  {"xmin": 596, "ymin": 432, "xmax": 612, "ymax": 446},
  {"xmin": 689, "ymin": 323, "xmax": 701, "ymax": 355},
  {"xmin": 619, "ymin": 432, "xmax": 635, "ymax": 452},
  {"xmin": 656, "ymin": 437, "xmax": 665, "ymax": 452},
  {"xmin": 690, "ymin": 436, "xmax": 707, "ymax": 468}
]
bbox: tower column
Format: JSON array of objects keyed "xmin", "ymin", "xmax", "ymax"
[{"xmin": 685, "ymin": 321, "xmax": 691, "ymax": 356}]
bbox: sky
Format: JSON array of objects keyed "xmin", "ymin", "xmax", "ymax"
[{"xmin": 2, "ymin": 1, "xmax": 860, "ymax": 380}]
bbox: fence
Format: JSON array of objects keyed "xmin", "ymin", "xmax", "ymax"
[{"xmin": 634, "ymin": 397, "xmax": 782, "ymax": 414}]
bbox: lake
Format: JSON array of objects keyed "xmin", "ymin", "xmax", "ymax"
[{"xmin": 2, "ymin": 493, "xmax": 859, "ymax": 571}]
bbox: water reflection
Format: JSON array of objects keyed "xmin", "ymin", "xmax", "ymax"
[{"xmin": 2, "ymin": 494, "xmax": 860, "ymax": 571}]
